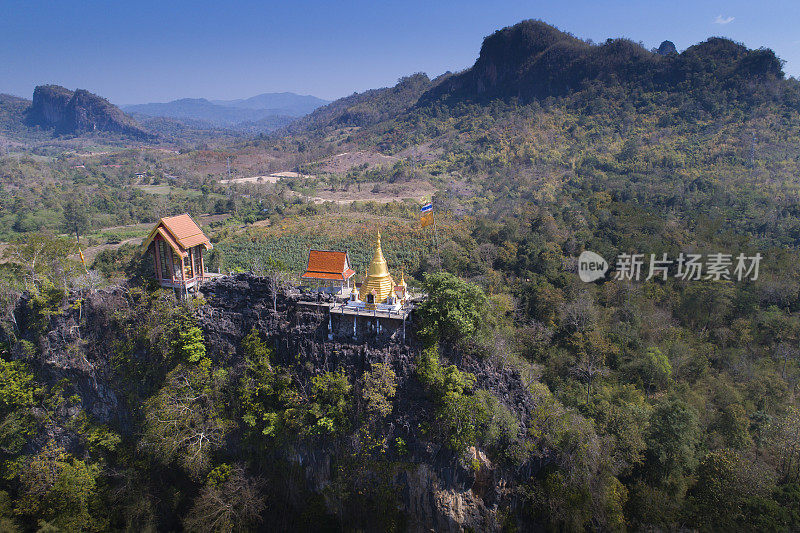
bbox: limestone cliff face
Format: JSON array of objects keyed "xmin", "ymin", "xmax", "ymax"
[
  {"xmin": 10, "ymin": 274, "xmax": 542, "ymax": 530},
  {"xmin": 198, "ymin": 275, "xmax": 541, "ymax": 531},
  {"xmin": 29, "ymin": 85, "xmax": 73, "ymax": 127},
  {"xmin": 12, "ymin": 287, "xmax": 127, "ymax": 426},
  {"xmin": 27, "ymin": 85, "xmax": 151, "ymax": 138}
]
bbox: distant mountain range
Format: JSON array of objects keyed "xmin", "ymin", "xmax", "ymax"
[
  {"xmin": 123, "ymin": 92, "xmax": 329, "ymax": 128},
  {"xmin": 3, "ymin": 20, "xmax": 785, "ymax": 149},
  {"xmin": 0, "ymin": 88, "xmax": 331, "ymax": 147}
]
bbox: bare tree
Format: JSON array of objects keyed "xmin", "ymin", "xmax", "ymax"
[
  {"xmin": 570, "ymin": 350, "xmax": 608, "ymax": 405},
  {"xmin": 560, "ymin": 291, "xmax": 597, "ymax": 333},
  {"xmin": 266, "ymin": 268, "xmax": 290, "ymax": 312},
  {"xmin": 0, "ymin": 276, "xmax": 21, "ymax": 344},
  {"xmin": 770, "ymin": 406, "xmax": 800, "ymax": 483},
  {"xmin": 775, "ymin": 342, "xmax": 797, "ymax": 379},
  {"xmin": 140, "ymin": 364, "xmax": 230, "ymax": 478},
  {"xmin": 71, "ymin": 270, "xmax": 103, "ymax": 296},
  {"xmin": 183, "ymin": 465, "xmax": 265, "ymax": 533}
]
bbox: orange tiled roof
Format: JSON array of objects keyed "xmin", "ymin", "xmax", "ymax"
[
  {"xmin": 154, "ymin": 227, "xmax": 187, "ymax": 258},
  {"xmin": 160, "ymin": 214, "xmax": 212, "ymax": 250},
  {"xmin": 303, "ymin": 250, "xmax": 354, "ymax": 281},
  {"xmin": 143, "ymin": 214, "xmax": 212, "ymax": 253}
]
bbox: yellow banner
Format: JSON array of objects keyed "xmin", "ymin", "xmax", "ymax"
[{"xmin": 420, "ymin": 211, "xmax": 434, "ymax": 227}]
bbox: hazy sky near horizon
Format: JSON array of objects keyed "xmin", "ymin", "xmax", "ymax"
[{"xmin": 2, "ymin": 0, "xmax": 799, "ymax": 104}]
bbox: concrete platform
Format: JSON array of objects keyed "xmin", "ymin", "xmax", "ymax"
[{"xmin": 298, "ymin": 300, "xmax": 413, "ymax": 321}]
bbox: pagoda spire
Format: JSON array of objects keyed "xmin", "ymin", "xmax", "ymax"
[{"xmin": 359, "ymin": 230, "xmax": 395, "ymax": 306}]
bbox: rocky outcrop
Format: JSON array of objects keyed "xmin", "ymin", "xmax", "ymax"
[
  {"xmin": 12, "ymin": 287, "xmax": 128, "ymax": 426},
  {"xmin": 197, "ymin": 274, "xmax": 538, "ymax": 531},
  {"xmin": 27, "ymin": 85, "xmax": 151, "ymax": 138},
  {"xmin": 420, "ymin": 19, "xmax": 784, "ymax": 104},
  {"xmin": 28, "ymin": 85, "xmax": 73, "ymax": 127},
  {"xmin": 10, "ymin": 274, "xmax": 542, "ymax": 530},
  {"xmin": 657, "ymin": 40, "xmax": 678, "ymax": 56}
]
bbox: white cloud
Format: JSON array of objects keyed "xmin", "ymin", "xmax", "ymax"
[{"xmin": 713, "ymin": 15, "xmax": 735, "ymax": 25}]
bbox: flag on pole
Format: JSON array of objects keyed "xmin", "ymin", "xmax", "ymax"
[{"xmin": 420, "ymin": 202, "xmax": 434, "ymax": 227}]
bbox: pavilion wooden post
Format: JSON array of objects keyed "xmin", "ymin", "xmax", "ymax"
[
  {"xmin": 190, "ymin": 248, "xmax": 196, "ymax": 282},
  {"xmin": 153, "ymin": 244, "xmax": 161, "ymax": 280},
  {"xmin": 179, "ymin": 256, "xmax": 186, "ymax": 297}
]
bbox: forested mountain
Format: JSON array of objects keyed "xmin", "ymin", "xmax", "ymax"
[
  {"xmin": 286, "ymin": 72, "xmax": 443, "ymax": 134},
  {"xmin": 421, "ymin": 20, "xmax": 784, "ymax": 103},
  {"xmin": 230, "ymin": 20, "xmax": 800, "ymax": 529},
  {"xmin": 0, "ymin": 94, "xmax": 31, "ymax": 146},
  {"xmin": 5, "ymin": 18, "xmax": 800, "ymax": 532},
  {"xmin": 0, "ymin": 85, "xmax": 154, "ymax": 149}
]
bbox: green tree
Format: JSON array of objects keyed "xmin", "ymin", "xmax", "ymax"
[
  {"xmin": 645, "ymin": 397, "xmax": 701, "ymax": 482},
  {"xmin": 679, "ymin": 282, "xmax": 735, "ymax": 331},
  {"xmin": 0, "ymin": 358, "xmax": 40, "ymax": 455},
  {"xmin": 632, "ymin": 347, "xmax": 672, "ymax": 393},
  {"xmin": 416, "ymin": 347, "xmax": 487, "ymax": 453},
  {"xmin": 0, "ymin": 358, "xmax": 39, "ymax": 414},
  {"xmin": 238, "ymin": 329, "xmax": 302, "ymax": 440},
  {"xmin": 15, "ymin": 442, "xmax": 103, "ymax": 532},
  {"xmin": 63, "ymin": 192, "xmax": 91, "ymax": 240},
  {"xmin": 716, "ymin": 403, "xmax": 752, "ymax": 449},
  {"xmin": 688, "ymin": 450, "xmax": 751, "ymax": 531},
  {"xmin": 361, "ymin": 362, "xmax": 397, "ymax": 421},
  {"xmin": 417, "ymin": 272, "xmax": 486, "ymax": 344},
  {"xmin": 310, "ymin": 369, "xmax": 352, "ymax": 434},
  {"xmin": 1, "ymin": 233, "xmax": 73, "ymax": 293},
  {"xmin": 175, "ymin": 326, "xmax": 207, "ymax": 363},
  {"xmin": 0, "ymin": 491, "xmax": 21, "ymax": 533}
]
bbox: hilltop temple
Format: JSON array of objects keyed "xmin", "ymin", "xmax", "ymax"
[
  {"xmin": 349, "ymin": 231, "xmax": 407, "ymax": 310},
  {"xmin": 302, "ymin": 232, "xmax": 408, "ymax": 311}
]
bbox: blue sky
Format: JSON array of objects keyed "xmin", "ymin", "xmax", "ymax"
[{"xmin": 1, "ymin": 0, "xmax": 799, "ymax": 104}]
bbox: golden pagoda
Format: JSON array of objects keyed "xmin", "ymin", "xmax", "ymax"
[{"xmin": 359, "ymin": 231, "xmax": 395, "ymax": 307}]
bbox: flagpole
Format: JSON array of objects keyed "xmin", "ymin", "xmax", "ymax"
[
  {"xmin": 420, "ymin": 198, "xmax": 442, "ymax": 271},
  {"xmin": 431, "ymin": 201, "xmax": 442, "ymax": 271},
  {"xmin": 76, "ymin": 226, "xmax": 88, "ymax": 274}
]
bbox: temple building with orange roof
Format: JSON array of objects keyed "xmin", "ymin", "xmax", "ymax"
[
  {"xmin": 299, "ymin": 231, "xmax": 414, "ymax": 341},
  {"xmin": 143, "ymin": 214, "xmax": 212, "ymax": 294},
  {"xmin": 301, "ymin": 249, "xmax": 356, "ymax": 292}
]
